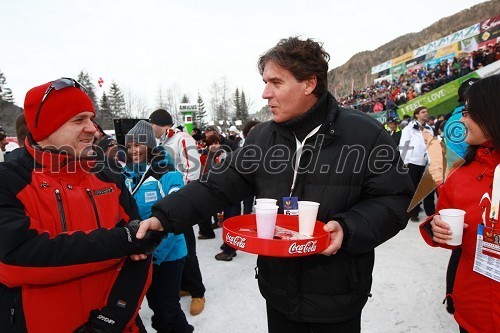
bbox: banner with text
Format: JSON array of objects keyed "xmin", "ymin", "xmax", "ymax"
[{"xmin": 397, "ymin": 72, "xmax": 480, "ymax": 117}]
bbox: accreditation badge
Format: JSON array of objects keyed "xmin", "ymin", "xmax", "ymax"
[
  {"xmin": 283, "ymin": 196, "xmax": 298, "ymax": 216},
  {"xmin": 473, "ymin": 224, "xmax": 500, "ymax": 282}
]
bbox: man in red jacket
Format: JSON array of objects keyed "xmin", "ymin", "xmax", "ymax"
[{"xmin": 0, "ymin": 78, "xmax": 163, "ymax": 333}]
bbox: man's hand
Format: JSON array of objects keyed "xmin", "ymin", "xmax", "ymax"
[
  {"xmin": 430, "ymin": 215, "xmax": 468, "ymax": 244},
  {"xmin": 320, "ymin": 220, "xmax": 344, "ymax": 256},
  {"xmin": 130, "ymin": 217, "xmax": 164, "ymax": 261}
]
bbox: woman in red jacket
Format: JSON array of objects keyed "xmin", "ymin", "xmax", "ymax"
[{"xmin": 420, "ymin": 74, "xmax": 500, "ymax": 333}]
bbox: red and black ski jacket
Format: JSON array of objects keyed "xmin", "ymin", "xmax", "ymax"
[{"xmin": 0, "ymin": 142, "xmax": 151, "ymax": 333}]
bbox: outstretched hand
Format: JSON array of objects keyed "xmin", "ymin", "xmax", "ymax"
[
  {"xmin": 129, "ymin": 217, "xmax": 164, "ymax": 261},
  {"xmin": 320, "ymin": 220, "xmax": 344, "ymax": 256}
]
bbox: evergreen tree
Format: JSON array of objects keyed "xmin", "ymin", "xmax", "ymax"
[
  {"xmin": 98, "ymin": 92, "xmax": 113, "ymax": 130},
  {"xmin": 0, "ymin": 71, "xmax": 15, "ymax": 103},
  {"xmin": 181, "ymin": 94, "xmax": 190, "ymax": 103},
  {"xmin": 76, "ymin": 71, "xmax": 98, "ymax": 112},
  {"xmin": 240, "ymin": 90, "xmax": 249, "ymax": 123},
  {"xmin": 108, "ymin": 82, "xmax": 127, "ymax": 119},
  {"xmin": 233, "ymin": 88, "xmax": 241, "ymax": 122},
  {"xmin": 195, "ymin": 93, "xmax": 208, "ymax": 129}
]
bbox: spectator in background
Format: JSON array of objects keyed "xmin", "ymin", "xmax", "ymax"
[
  {"xmin": 4, "ymin": 113, "xmax": 29, "ymax": 161},
  {"xmin": 15, "ymin": 113, "xmax": 28, "ymax": 147},
  {"xmin": 399, "ymin": 114, "xmax": 411, "ymax": 129},
  {"xmin": 400, "ymin": 106, "xmax": 436, "ymax": 222},
  {"xmin": 228, "ymin": 125, "xmax": 242, "ymax": 146},
  {"xmin": 93, "ymin": 121, "xmax": 106, "ymax": 143},
  {"xmin": 0, "ymin": 126, "xmax": 8, "ymax": 162},
  {"xmin": 122, "ymin": 121, "xmax": 193, "ymax": 333},
  {"xmin": 386, "ymin": 117, "xmax": 402, "ymax": 145},
  {"xmin": 428, "ymin": 115, "xmax": 436, "ymax": 131},
  {"xmin": 204, "ymin": 126, "xmax": 241, "ymax": 261},
  {"xmin": 191, "ymin": 127, "xmax": 204, "ymax": 150},
  {"xmin": 96, "ymin": 134, "xmax": 124, "ymax": 172},
  {"xmin": 419, "ymin": 74, "xmax": 500, "ymax": 333},
  {"xmin": 148, "ymin": 109, "xmax": 207, "ymax": 316},
  {"xmin": 240, "ymin": 120, "xmax": 261, "ymax": 214},
  {"xmin": 443, "ymin": 78, "xmax": 479, "ymax": 162}
]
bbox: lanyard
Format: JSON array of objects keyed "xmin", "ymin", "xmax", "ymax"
[
  {"xmin": 289, "ymin": 124, "xmax": 322, "ymax": 197},
  {"xmin": 490, "ymin": 164, "xmax": 500, "ymax": 229}
]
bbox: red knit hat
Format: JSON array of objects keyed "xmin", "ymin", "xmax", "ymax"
[{"xmin": 24, "ymin": 80, "xmax": 95, "ymax": 141}]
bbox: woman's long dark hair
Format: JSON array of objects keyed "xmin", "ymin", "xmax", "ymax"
[{"xmin": 463, "ymin": 74, "xmax": 500, "ymax": 165}]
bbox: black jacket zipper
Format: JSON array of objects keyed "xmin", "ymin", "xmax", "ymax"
[
  {"xmin": 54, "ymin": 189, "xmax": 67, "ymax": 232},
  {"xmin": 85, "ymin": 188, "xmax": 102, "ymax": 228}
]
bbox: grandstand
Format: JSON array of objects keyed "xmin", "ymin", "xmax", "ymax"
[{"xmin": 337, "ymin": 14, "xmax": 500, "ymax": 122}]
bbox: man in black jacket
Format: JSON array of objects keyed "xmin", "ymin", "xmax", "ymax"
[{"xmin": 135, "ymin": 37, "xmax": 414, "ymax": 332}]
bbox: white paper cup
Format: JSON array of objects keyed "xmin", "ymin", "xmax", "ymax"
[
  {"xmin": 255, "ymin": 198, "xmax": 278, "ymax": 206},
  {"xmin": 298, "ymin": 201, "xmax": 320, "ymax": 236},
  {"xmin": 439, "ymin": 209, "xmax": 466, "ymax": 246},
  {"xmin": 255, "ymin": 204, "xmax": 279, "ymax": 239}
]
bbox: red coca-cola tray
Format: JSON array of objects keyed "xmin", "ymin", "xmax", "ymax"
[{"xmin": 222, "ymin": 214, "xmax": 329, "ymax": 257}]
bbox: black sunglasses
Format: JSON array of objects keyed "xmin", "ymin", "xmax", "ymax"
[{"xmin": 34, "ymin": 78, "xmax": 88, "ymax": 128}]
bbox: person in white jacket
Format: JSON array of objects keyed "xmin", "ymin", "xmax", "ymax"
[
  {"xmin": 148, "ymin": 109, "xmax": 201, "ymax": 184},
  {"xmin": 399, "ymin": 106, "xmax": 436, "ymax": 222}
]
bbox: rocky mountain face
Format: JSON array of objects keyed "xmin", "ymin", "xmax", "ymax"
[{"xmin": 328, "ymin": 0, "xmax": 500, "ymax": 96}]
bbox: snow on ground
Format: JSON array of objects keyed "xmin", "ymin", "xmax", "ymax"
[{"xmin": 140, "ymin": 214, "xmax": 459, "ymax": 333}]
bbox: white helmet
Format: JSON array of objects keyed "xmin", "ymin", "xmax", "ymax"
[{"xmin": 229, "ymin": 125, "xmax": 238, "ymax": 132}]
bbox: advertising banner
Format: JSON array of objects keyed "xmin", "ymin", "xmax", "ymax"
[
  {"xmin": 392, "ymin": 51, "xmax": 414, "ymax": 66},
  {"xmin": 435, "ymin": 43, "xmax": 459, "ymax": 58},
  {"xmin": 397, "ymin": 72, "xmax": 480, "ymax": 117},
  {"xmin": 480, "ymin": 15, "xmax": 500, "ymax": 33},
  {"xmin": 390, "ymin": 63, "xmax": 406, "ymax": 77},
  {"xmin": 425, "ymin": 54, "xmax": 455, "ymax": 68},
  {"xmin": 479, "ymin": 15, "xmax": 500, "ymax": 44},
  {"xmin": 460, "ymin": 36, "xmax": 479, "ymax": 53},
  {"xmin": 371, "ymin": 60, "xmax": 393, "ymax": 75},
  {"xmin": 449, "ymin": 23, "xmax": 481, "ymax": 45},
  {"xmin": 406, "ymin": 55, "xmax": 426, "ymax": 68},
  {"xmin": 368, "ymin": 111, "xmax": 387, "ymax": 124}
]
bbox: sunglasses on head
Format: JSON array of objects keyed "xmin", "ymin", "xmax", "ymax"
[{"xmin": 34, "ymin": 78, "xmax": 88, "ymax": 128}]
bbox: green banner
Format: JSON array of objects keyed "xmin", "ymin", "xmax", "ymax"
[
  {"xmin": 397, "ymin": 72, "xmax": 480, "ymax": 118},
  {"xmin": 368, "ymin": 112, "xmax": 387, "ymax": 123}
]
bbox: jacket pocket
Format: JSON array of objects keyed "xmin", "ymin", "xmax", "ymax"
[
  {"xmin": 0, "ymin": 285, "xmax": 26, "ymax": 333},
  {"xmin": 300, "ymin": 253, "xmax": 360, "ymax": 295}
]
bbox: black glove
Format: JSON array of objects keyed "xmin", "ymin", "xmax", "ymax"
[
  {"xmin": 444, "ymin": 295, "xmax": 455, "ymax": 314},
  {"xmin": 73, "ymin": 310, "xmax": 119, "ymax": 333},
  {"xmin": 123, "ymin": 220, "xmax": 164, "ymax": 255}
]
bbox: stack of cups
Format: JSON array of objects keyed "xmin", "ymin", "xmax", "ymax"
[
  {"xmin": 298, "ymin": 201, "xmax": 320, "ymax": 236},
  {"xmin": 254, "ymin": 198, "xmax": 278, "ymax": 239}
]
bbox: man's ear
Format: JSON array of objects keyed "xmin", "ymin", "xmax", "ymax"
[{"xmin": 304, "ymin": 76, "xmax": 317, "ymax": 96}]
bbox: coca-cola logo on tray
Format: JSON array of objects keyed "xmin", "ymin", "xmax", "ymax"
[
  {"xmin": 226, "ymin": 233, "xmax": 247, "ymax": 249},
  {"xmin": 289, "ymin": 241, "xmax": 317, "ymax": 255}
]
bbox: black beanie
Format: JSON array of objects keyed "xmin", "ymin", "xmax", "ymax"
[
  {"xmin": 457, "ymin": 78, "xmax": 479, "ymax": 103},
  {"xmin": 149, "ymin": 109, "xmax": 173, "ymax": 126}
]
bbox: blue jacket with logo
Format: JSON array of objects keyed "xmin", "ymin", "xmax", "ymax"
[{"xmin": 122, "ymin": 156, "xmax": 187, "ymax": 264}]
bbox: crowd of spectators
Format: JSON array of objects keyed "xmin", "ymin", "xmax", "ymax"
[{"xmin": 337, "ymin": 42, "xmax": 500, "ymax": 113}]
